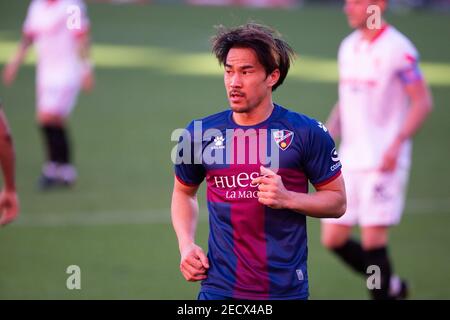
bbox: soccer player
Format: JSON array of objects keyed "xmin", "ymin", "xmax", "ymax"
[
  {"xmin": 171, "ymin": 23, "xmax": 346, "ymax": 300},
  {"xmin": 321, "ymin": 0, "xmax": 433, "ymax": 300},
  {"xmin": 0, "ymin": 100, "xmax": 19, "ymax": 226},
  {"xmin": 2, "ymin": 0, "xmax": 93, "ymax": 189}
]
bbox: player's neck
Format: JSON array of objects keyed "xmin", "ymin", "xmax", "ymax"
[
  {"xmin": 232, "ymin": 100, "xmax": 274, "ymax": 126},
  {"xmin": 360, "ymin": 21, "xmax": 388, "ymax": 42}
]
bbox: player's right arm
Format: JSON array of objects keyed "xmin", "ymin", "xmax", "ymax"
[
  {"xmin": 2, "ymin": 34, "xmax": 33, "ymax": 86},
  {"xmin": 326, "ymin": 102, "xmax": 341, "ymax": 141},
  {"xmin": 171, "ymin": 177, "xmax": 209, "ymax": 282}
]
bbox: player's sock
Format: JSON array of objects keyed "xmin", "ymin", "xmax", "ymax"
[
  {"xmin": 41, "ymin": 125, "xmax": 59, "ymax": 164},
  {"xmin": 53, "ymin": 126, "xmax": 71, "ymax": 165},
  {"xmin": 364, "ymin": 246, "xmax": 392, "ymax": 300},
  {"xmin": 41, "ymin": 125, "xmax": 71, "ymax": 163},
  {"xmin": 332, "ymin": 239, "xmax": 366, "ymax": 275}
]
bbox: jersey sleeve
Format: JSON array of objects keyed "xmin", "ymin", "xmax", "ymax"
[
  {"xmin": 302, "ymin": 120, "xmax": 342, "ymax": 187},
  {"xmin": 393, "ymin": 39, "xmax": 423, "ymax": 85},
  {"xmin": 174, "ymin": 121, "xmax": 206, "ymax": 186}
]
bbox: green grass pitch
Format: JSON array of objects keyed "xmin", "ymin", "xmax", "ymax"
[{"xmin": 0, "ymin": 1, "xmax": 449, "ymax": 299}]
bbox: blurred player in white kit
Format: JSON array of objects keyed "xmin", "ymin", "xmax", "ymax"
[
  {"xmin": 3, "ymin": 0, "xmax": 94, "ymax": 189},
  {"xmin": 321, "ymin": 0, "xmax": 433, "ymax": 299}
]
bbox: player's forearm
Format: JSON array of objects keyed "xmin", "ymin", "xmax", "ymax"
[
  {"xmin": 77, "ymin": 33, "xmax": 92, "ymax": 63},
  {"xmin": 171, "ymin": 190, "xmax": 200, "ymax": 253},
  {"xmin": 285, "ymin": 189, "xmax": 346, "ymax": 219},
  {"xmin": 10, "ymin": 36, "xmax": 32, "ymax": 66},
  {"xmin": 326, "ymin": 102, "xmax": 341, "ymax": 140},
  {"xmin": 395, "ymin": 95, "xmax": 433, "ymax": 144}
]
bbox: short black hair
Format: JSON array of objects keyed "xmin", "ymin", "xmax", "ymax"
[{"xmin": 211, "ymin": 23, "xmax": 295, "ymax": 91}]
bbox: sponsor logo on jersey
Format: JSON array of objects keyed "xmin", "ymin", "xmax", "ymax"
[
  {"xmin": 213, "ymin": 172, "xmax": 261, "ymax": 200},
  {"xmin": 273, "ymin": 130, "xmax": 294, "ymax": 151}
]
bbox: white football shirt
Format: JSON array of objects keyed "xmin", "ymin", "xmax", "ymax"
[
  {"xmin": 23, "ymin": 0, "xmax": 90, "ymax": 87},
  {"xmin": 338, "ymin": 25, "xmax": 421, "ymax": 171}
]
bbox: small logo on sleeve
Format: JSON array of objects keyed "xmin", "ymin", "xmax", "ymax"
[
  {"xmin": 317, "ymin": 121, "xmax": 328, "ymax": 132},
  {"xmin": 330, "ymin": 147, "xmax": 342, "ymax": 171},
  {"xmin": 331, "ymin": 147, "xmax": 340, "ymax": 162},
  {"xmin": 273, "ymin": 130, "xmax": 294, "ymax": 151}
]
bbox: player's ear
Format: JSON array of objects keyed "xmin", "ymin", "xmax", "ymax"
[{"xmin": 267, "ymin": 69, "xmax": 280, "ymax": 88}]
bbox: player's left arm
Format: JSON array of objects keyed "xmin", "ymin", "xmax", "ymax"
[
  {"xmin": 76, "ymin": 30, "xmax": 94, "ymax": 92},
  {"xmin": 253, "ymin": 166, "xmax": 346, "ymax": 218},
  {"xmin": 73, "ymin": 1, "xmax": 94, "ymax": 93},
  {"xmin": 2, "ymin": 34, "xmax": 33, "ymax": 86},
  {"xmin": 380, "ymin": 77, "xmax": 433, "ymax": 172}
]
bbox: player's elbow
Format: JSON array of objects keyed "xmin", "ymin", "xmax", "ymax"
[
  {"xmin": 330, "ymin": 197, "xmax": 346, "ymax": 218},
  {"xmin": 336, "ymin": 201, "xmax": 347, "ymax": 218}
]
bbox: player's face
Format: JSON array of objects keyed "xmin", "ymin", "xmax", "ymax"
[
  {"xmin": 344, "ymin": 0, "xmax": 375, "ymax": 29},
  {"xmin": 224, "ymin": 47, "xmax": 277, "ymax": 114}
]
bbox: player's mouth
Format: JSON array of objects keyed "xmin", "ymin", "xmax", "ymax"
[{"xmin": 229, "ymin": 91, "xmax": 245, "ymax": 103}]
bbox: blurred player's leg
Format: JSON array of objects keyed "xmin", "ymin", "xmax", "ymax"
[
  {"xmin": 322, "ymin": 169, "xmax": 408, "ymax": 299},
  {"xmin": 37, "ymin": 85, "xmax": 79, "ymax": 189},
  {"xmin": 362, "ymin": 226, "xmax": 408, "ymax": 300},
  {"xmin": 362, "ymin": 226, "xmax": 391, "ymax": 299},
  {"xmin": 322, "ymin": 223, "xmax": 367, "ymax": 274},
  {"xmin": 39, "ymin": 121, "xmax": 76, "ymax": 188},
  {"xmin": 323, "ymin": 223, "xmax": 407, "ymax": 299},
  {"xmin": 322, "ymin": 171, "xmax": 367, "ymax": 274}
]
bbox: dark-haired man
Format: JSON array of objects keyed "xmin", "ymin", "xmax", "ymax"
[{"xmin": 171, "ymin": 23, "xmax": 346, "ymax": 300}]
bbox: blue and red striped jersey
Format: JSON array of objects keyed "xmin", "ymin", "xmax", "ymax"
[{"xmin": 175, "ymin": 104, "xmax": 342, "ymax": 299}]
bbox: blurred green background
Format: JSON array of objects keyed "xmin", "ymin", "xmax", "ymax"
[{"xmin": 0, "ymin": 0, "xmax": 449, "ymax": 299}]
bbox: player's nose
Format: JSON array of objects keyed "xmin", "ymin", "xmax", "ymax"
[{"xmin": 230, "ymin": 73, "xmax": 243, "ymax": 87}]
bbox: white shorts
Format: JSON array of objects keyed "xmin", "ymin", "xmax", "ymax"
[
  {"xmin": 322, "ymin": 167, "xmax": 410, "ymax": 227},
  {"xmin": 37, "ymin": 84, "xmax": 80, "ymax": 118}
]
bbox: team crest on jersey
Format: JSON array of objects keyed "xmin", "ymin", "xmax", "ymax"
[{"xmin": 273, "ymin": 130, "xmax": 294, "ymax": 151}]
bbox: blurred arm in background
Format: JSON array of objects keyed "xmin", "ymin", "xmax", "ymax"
[
  {"xmin": 380, "ymin": 77, "xmax": 433, "ymax": 172},
  {"xmin": 77, "ymin": 29, "xmax": 95, "ymax": 93},
  {"xmin": 2, "ymin": 34, "xmax": 33, "ymax": 87},
  {"xmin": 0, "ymin": 103, "xmax": 19, "ymax": 226},
  {"xmin": 325, "ymin": 102, "xmax": 341, "ymax": 141}
]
